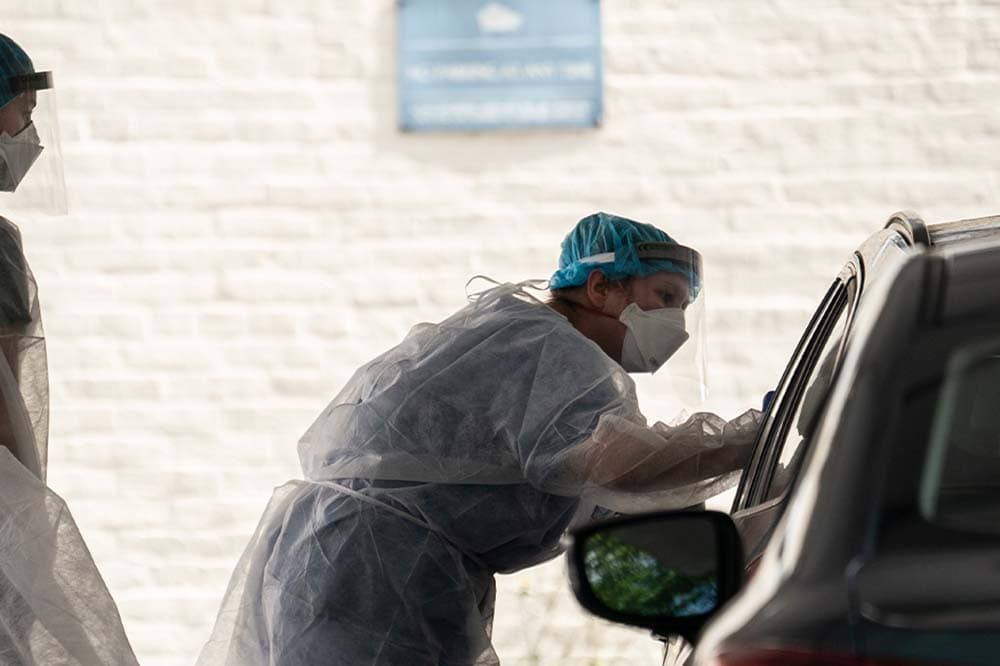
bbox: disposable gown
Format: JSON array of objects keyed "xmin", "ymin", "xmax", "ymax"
[
  {"xmin": 199, "ymin": 282, "xmax": 761, "ymax": 666},
  {"xmin": 0, "ymin": 217, "xmax": 138, "ymax": 665}
]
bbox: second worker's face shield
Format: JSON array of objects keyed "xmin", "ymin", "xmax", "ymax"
[
  {"xmin": 0, "ymin": 71, "xmax": 67, "ymax": 215},
  {"xmin": 621, "ymin": 242, "xmax": 708, "ymax": 410}
]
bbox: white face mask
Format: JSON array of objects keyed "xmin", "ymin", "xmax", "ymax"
[
  {"xmin": 0, "ymin": 123, "xmax": 43, "ymax": 192},
  {"xmin": 619, "ymin": 303, "xmax": 689, "ymax": 374}
]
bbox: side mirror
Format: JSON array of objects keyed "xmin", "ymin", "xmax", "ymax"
[{"xmin": 567, "ymin": 511, "xmax": 743, "ymax": 644}]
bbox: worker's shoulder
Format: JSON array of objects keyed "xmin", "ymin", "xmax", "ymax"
[{"xmin": 482, "ymin": 297, "xmax": 581, "ymax": 339}]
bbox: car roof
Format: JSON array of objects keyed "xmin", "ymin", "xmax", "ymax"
[
  {"xmin": 928, "ymin": 214, "xmax": 1000, "ymax": 248},
  {"xmin": 886, "ymin": 210, "xmax": 1000, "ymax": 323},
  {"xmin": 855, "ymin": 211, "xmax": 1000, "ymax": 299},
  {"xmin": 877, "ymin": 210, "xmax": 1000, "ymax": 252}
]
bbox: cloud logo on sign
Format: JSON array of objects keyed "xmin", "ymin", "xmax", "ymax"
[{"xmin": 477, "ymin": 2, "xmax": 524, "ymax": 33}]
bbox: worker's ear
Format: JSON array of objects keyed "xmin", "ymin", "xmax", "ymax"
[{"xmin": 584, "ymin": 270, "xmax": 610, "ymax": 307}]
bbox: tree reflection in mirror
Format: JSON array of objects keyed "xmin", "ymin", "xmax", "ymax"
[{"xmin": 582, "ymin": 518, "xmax": 719, "ymax": 617}]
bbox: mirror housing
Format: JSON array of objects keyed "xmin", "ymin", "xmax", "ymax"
[{"xmin": 567, "ymin": 510, "xmax": 743, "ymax": 644}]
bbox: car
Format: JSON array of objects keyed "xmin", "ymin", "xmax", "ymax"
[
  {"xmin": 566, "ymin": 211, "xmax": 1000, "ymax": 665},
  {"xmin": 732, "ymin": 211, "xmax": 1000, "ymax": 577}
]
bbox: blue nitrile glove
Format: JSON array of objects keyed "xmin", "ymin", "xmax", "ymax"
[{"xmin": 762, "ymin": 390, "xmax": 776, "ymax": 413}]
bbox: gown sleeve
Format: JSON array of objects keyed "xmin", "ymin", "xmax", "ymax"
[{"xmin": 517, "ymin": 328, "xmax": 762, "ymax": 513}]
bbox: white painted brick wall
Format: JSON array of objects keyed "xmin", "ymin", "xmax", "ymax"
[{"xmin": 4, "ymin": 1, "xmax": 1000, "ymax": 664}]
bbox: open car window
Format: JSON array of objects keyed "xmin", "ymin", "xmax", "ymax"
[
  {"xmin": 763, "ymin": 280, "xmax": 854, "ymax": 503},
  {"xmin": 734, "ymin": 273, "xmax": 858, "ymax": 511}
]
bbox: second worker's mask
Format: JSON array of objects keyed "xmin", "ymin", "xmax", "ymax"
[{"xmin": 0, "ymin": 123, "xmax": 43, "ymax": 192}]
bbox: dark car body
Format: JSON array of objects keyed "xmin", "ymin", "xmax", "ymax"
[
  {"xmin": 731, "ymin": 212, "xmax": 999, "ymax": 574},
  {"xmin": 568, "ymin": 212, "xmax": 1000, "ymax": 666}
]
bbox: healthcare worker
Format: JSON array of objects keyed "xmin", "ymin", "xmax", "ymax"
[
  {"xmin": 0, "ymin": 33, "xmax": 138, "ymax": 664},
  {"xmin": 198, "ymin": 212, "xmax": 762, "ymax": 666}
]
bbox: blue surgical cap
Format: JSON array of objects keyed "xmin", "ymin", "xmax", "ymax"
[
  {"xmin": 549, "ymin": 211, "xmax": 701, "ymax": 297},
  {"xmin": 0, "ymin": 34, "xmax": 34, "ymax": 110}
]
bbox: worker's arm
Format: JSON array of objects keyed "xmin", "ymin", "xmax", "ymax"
[{"xmin": 525, "ymin": 408, "xmax": 762, "ymax": 513}]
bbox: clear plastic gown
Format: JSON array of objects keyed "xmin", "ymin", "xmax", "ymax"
[
  {"xmin": 199, "ymin": 282, "xmax": 760, "ymax": 666},
  {"xmin": 0, "ymin": 217, "xmax": 138, "ymax": 665}
]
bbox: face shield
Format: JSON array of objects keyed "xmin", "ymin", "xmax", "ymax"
[
  {"xmin": 0, "ymin": 71, "xmax": 67, "ymax": 215},
  {"xmin": 627, "ymin": 242, "xmax": 708, "ymax": 413}
]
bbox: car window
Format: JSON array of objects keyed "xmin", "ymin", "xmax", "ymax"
[
  {"xmin": 733, "ymin": 274, "xmax": 857, "ymax": 510},
  {"xmin": 920, "ymin": 338, "xmax": 1000, "ymax": 536},
  {"xmin": 762, "ymin": 287, "xmax": 853, "ymax": 503}
]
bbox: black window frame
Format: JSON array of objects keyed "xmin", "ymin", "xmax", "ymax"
[{"xmin": 732, "ymin": 263, "xmax": 859, "ymax": 512}]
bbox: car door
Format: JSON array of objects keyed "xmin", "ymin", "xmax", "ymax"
[
  {"xmin": 660, "ymin": 266, "xmax": 861, "ymax": 666},
  {"xmin": 729, "ymin": 263, "xmax": 859, "ymax": 568},
  {"xmin": 660, "ymin": 223, "xmax": 926, "ymax": 666},
  {"xmin": 729, "ymin": 222, "xmax": 922, "ymax": 566}
]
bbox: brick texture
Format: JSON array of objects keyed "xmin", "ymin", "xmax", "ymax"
[{"xmin": 4, "ymin": 1, "xmax": 1000, "ymax": 664}]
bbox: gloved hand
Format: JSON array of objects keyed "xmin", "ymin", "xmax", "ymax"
[{"xmin": 762, "ymin": 390, "xmax": 776, "ymax": 413}]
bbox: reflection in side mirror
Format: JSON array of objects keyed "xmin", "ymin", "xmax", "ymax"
[
  {"xmin": 568, "ymin": 511, "xmax": 743, "ymax": 644},
  {"xmin": 583, "ymin": 521, "xmax": 719, "ymax": 617}
]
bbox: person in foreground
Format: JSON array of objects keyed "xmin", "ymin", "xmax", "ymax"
[
  {"xmin": 198, "ymin": 211, "xmax": 762, "ymax": 666},
  {"xmin": 0, "ymin": 33, "xmax": 139, "ymax": 665}
]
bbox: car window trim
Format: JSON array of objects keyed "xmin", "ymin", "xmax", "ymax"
[
  {"xmin": 761, "ymin": 271, "xmax": 861, "ymax": 505},
  {"xmin": 732, "ymin": 279, "xmax": 843, "ymax": 510},
  {"xmin": 734, "ymin": 263, "xmax": 860, "ymax": 511},
  {"xmin": 754, "ymin": 284, "xmax": 850, "ymax": 505}
]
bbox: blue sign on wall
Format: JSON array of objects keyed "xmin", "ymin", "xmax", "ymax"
[{"xmin": 397, "ymin": 0, "xmax": 603, "ymax": 131}]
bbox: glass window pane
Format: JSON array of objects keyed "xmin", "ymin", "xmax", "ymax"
[{"xmin": 921, "ymin": 339, "xmax": 1000, "ymax": 536}]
